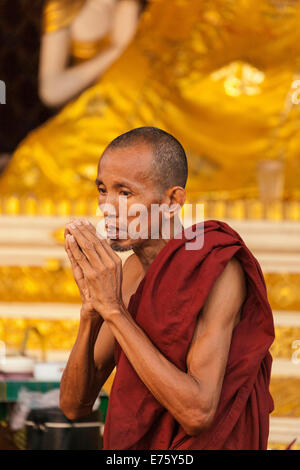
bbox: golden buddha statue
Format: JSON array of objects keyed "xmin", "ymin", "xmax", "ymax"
[{"xmin": 1, "ymin": 0, "xmax": 300, "ymax": 203}]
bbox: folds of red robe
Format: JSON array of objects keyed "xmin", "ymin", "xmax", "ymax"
[{"xmin": 103, "ymin": 219, "xmax": 275, "ymax": 450}]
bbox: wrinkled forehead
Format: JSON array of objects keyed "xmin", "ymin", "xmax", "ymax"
[{"xmin": 97, "ymin": 143, "xmax": 155, "ymax": 187}]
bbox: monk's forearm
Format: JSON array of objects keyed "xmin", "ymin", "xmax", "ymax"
[
  {"xmin": 105, "ymin": 306, "xmax": 210, "ymax": 434},
  {"xmin": 60, "ymin": 314, "xmax": 103, "ymax": 419}
]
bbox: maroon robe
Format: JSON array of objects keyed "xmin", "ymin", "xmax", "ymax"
[{"xmin": 103, "ymin": 219, "xmax": 275, "ymax": 450}]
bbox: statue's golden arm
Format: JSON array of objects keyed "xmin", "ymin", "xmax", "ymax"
[{"xmin": 39, "ymin": 0, "xmax": 142, "ymax": 107}]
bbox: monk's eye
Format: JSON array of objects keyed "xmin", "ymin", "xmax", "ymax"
[
  {"xmin": 120, "ymin": 190, "xmax": 131, "ymax": 196},
  {"xmin": 98, "ymin": 187, "xmax": 107, "ymax": 194}
]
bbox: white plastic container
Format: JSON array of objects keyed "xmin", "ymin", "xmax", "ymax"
[
  {"xmin": 33, "ymin": 362, "xmax": 66, "ymax": 382},
  {"xmin": 0, "ymin": 356, "xmax": 35, "ymax": 374}
]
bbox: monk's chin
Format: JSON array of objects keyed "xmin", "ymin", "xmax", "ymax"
[
  {"xmin": 111, "ymin": 245, "xmax": 134, "ymax": 252},
  {"xmin": 108, "ymin": 239, "xmax": 135, "ymax": 252}
]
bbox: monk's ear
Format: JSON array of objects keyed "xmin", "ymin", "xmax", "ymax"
[
  {"xmin": 163, "ymin": 202, "xmax": 182, "ymax": 220},
  {"xmin": 169, "ymin": 186, "xmax": 186, "ymax": 208},
  {"xmin": 163, "ymin": 187, "xmax": 185, "ymax": 219}
]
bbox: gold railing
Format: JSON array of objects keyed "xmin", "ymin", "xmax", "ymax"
[{"xmin": 1, "ymin": 196, "xmax": 300, "ymax": 221}]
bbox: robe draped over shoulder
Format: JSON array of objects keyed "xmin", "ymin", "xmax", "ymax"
[{"xmin": 102, "ymin": 219, "xmax": 275, "ymax": 450}]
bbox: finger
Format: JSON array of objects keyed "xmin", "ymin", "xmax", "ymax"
[
  {"xmin": 64, "ymin": 227, "xmax": 71, "ymax": 240},
  {"xmin": 65, "ymin": 218, "xmax": 96, "ymax": 240},
  {"xmin": 95, "ymin": 236, "xmax": 123, "ymax": 265},
  {"xmin": 66, "ymin": 220, "xmax": 107, "ymax": 267},
  {"xmin": 67, "ymin": 234, "xmax": 96, "ymax": 276},
  {"xmin": 73, "ymin": 220, "xmax": 100, "ymax": 244},
  {"xmin": 75, "ymin": 221, "xmax": 114, "ymax": 262},
  {"xmin": 66, "ymin": 220, "xmax": 122, "ymax": 276},
  {"xmin": 65, "ymin": 235, "xmax": 74, "ymax": 262},
  {"xmin": 69, "ymin": 229, "xmax": 101, "ymax": 272},
  {"xmin": 66, "ymin": 219, "xmax": 98, "ymax": 258},
  {"xmin": 66, "ymin": 236, "xmax": 90, "ymax": 298},
  {"xmin": 95, "ymin": 239, "xmax": 122, "ymax": 269},
  {"xmin": 76, "ymin": 219, "xmax": 122, "ymax": 262},
  {"xmin": 75, "ymin": 220, "xmax": 122, "ymax": 268},
  {"xmin": 65, "ymin": 237, "xmax": 86, "ymax": 283},
  {"xmin": 81, "ymin": 218, "xmax": 97, "ymax": 234},
  {"xmin": 65, "ymin": 218, "xmax": 78, "ymax": 239},
  {"xmin": 65, "ymin": 235, "xmax": 82, "ymax": 272}
]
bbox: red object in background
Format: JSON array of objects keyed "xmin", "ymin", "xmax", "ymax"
[
  {"xmin": 285, "ymin": 438, "xmax": 297, "ymax": 450},
  {"xmin": 103, "ymin": 220, "xmax": 275, "ymax": 450},
  {"xmin": 0, "ymin": 373, "xmax": 33, "ymax": 381}
]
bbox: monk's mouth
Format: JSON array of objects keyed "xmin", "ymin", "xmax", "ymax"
[{"xmin": 106, "ymin": 227, "xmax": 128, "ymax": 239}]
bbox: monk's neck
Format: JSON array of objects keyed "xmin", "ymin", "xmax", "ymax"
[
  {"xmin": 133, "ymin": 219, "xmax": 183, "ymax": 274},
  {"xmin": 133, "ymin": 239, "xmax": 169, "ymax": 274}
]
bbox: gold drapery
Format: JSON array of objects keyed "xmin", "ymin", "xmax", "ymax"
[
  {"xmin": 43, "ymin": 0, "xmax": 86, "ymax": 34},
  {"xmin": 43, "ymin": 0, "xmax": 114, "ymax": 60},
  {"xmin": 1, "ymin": 0, "xmax": 300, "ymax": 201}
]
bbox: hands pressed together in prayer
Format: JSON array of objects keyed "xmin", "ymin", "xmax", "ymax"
[{"xmin": 64, "ymin": 219, "xmax": 125, "ymax": 321}]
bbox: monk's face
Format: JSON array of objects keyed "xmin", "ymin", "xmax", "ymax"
[{"xmin": 96, "ymin": 141, "xmax": 168, "ymax": 251}]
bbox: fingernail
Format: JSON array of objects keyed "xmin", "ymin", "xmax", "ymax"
[
  {"xmin": 83, "ymin": 219, "xmax": 90, "ymax": 225},
  {"xmin": 75, "ymin": 220, "xmax": 82, "ymax": 225},
  {"xmin": 70, "ymin": 223, "xmax": 76, "ymax": 229},
  {"xmin": 69, "ymin": 235, "xmax": 75, "ymax": 242}
]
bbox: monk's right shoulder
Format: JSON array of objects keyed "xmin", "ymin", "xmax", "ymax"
[
  {"xmin": 123, "ymin": 253, "xmax": 142, "ymax": 271},
  {"xmin": 122, "ymin": 253, "xmax": 144, "ymax": 308},
  {"xmin": 122, "ymin": 253, "xmax": 143, "ymax": 285}
]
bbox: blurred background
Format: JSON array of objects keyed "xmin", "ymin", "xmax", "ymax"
[{"xmin": 0, "ymin": 0, "xmax": 300, "ymax": 450}]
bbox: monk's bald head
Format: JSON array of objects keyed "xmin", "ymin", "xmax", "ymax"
[{"xmin": 102, "ymin": 126, "xmax": 188, "ymax": 195}]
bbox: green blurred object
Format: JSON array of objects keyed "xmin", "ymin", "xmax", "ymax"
[{"xmin": 0, "ymin": 380, "xmax": 109, "ymax": 422}]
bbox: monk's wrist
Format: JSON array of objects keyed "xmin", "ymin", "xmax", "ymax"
[
  {"xmin": 102, "ymin": 301, "xmax": 129, "ymax": 324},
  {"xmin": 79, "ymin": 309, "xmax": 104, "ymax": 336}
]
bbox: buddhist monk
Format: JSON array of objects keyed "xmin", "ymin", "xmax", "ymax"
[{"xmin": 60, "ymin": 126, "xmax": 275, "ymax": 450}]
